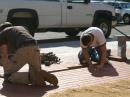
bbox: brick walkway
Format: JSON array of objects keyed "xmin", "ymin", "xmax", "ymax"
[{"xmin": 0, "ymin": 41, "xmax": 130, "ymax": 97}]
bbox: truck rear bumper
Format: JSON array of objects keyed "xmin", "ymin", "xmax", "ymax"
[{"xmin": 112, "ymin": 16, "xmax": 117, "ymax": 27}]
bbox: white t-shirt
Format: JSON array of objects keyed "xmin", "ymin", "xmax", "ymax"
[{"xmin": 80, "ymin": 27, "xmax": 106, "ymax": 48}]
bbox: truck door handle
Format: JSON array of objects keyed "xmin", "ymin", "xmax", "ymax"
[{"xmin": 67, "ymin": 6, "xmax": 73, "ymax": 9}]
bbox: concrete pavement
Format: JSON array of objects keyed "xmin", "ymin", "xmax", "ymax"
[{"xmin": 0, "ymin": 40, "xmax": 130, "ymax": 97}]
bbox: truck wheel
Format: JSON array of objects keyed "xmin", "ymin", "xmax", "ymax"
[
  {"xmin": 96, "ymin": 18, "xmax": 111, "ymax": 38},
  {"xmin": 123, "ymin": 15, "xmax": 130, "ymax": 24},
  {"xmin": 10, "ymin": 17, "xmax": 36, "ymax": 36},
  {"xmin": 65, "ymin": 29, "xmax": 79, "ymax": 37}
]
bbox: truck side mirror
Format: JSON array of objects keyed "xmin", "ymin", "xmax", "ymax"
[{"xmin": 84, "ymin": 0, "xmax": 90, "ymax": 4}]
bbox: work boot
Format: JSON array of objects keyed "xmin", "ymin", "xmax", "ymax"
[
  {"xmin": 40, "ymin": 70, "xmax": 58, "ymax": 86},
  {"xmin": 35, "ymin": 75, "xmax": 46, "ymax": 87},
  {"xmin": 28, "ymin": 66, "xmax": 46, "ymax": 87},
  {"xmin": 31, "ymin": 71, "xmax": 46, "ymax": 87}
]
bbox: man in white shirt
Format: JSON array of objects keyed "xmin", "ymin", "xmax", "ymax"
[{"xmin": 79, "ymin": 27, "xmax": 109, "ymax": 70}]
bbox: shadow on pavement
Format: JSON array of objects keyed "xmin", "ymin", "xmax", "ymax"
[
  {"xmin": 126, "ymin": 59, "xmax": 130, "ymax": 64},
  {"xmin": 38, "ymin": 36, "xmax": 115, "ymax": 48},
  {"xmin": 109, "ymin": 56, "xmax": 126, "ymax": 62},
  {"xmin": 109, "ymin": 56, "xmax": 130, "ymax": 64},
  {"xmin": 37, "ymin": 36, "xmax": 80, "ymax": 44},
  {"xmin": 0, "ymin": 82, "xmax": 58, "ymax": 97},
  {"xmin": 49, "ymin": 63, "xmax": 118, "ymax": 77},
  {"xmin": 38, "ymin": 38, "xmax": 115, "ymax": 49},
  {"xmin": 49, "ymin": 65, "xmax": 86, "ymax": 73},
  {"xmin": 88, "ymin": 63, "xmax": 119, "ymax": 77},
  {"xmin": 39, "ymin": 39, "xmax": 80, "ymax": 48}
]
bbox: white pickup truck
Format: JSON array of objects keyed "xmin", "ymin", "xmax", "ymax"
[{"xmin": 0, "ymin": 0, "xmax": 117, "ymax": 38}]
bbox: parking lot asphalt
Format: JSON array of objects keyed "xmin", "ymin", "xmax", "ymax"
[{"xmin": 0, "ymin": 39, "xmax": 130, "ymax": 97}]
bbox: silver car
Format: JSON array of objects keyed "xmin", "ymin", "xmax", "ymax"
[{"xmin": 106, "ymin": 1, "xmax": 130, "ymax": 24}]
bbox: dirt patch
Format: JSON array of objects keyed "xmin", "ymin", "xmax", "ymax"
[{"xmin": 49, "ymin": 80, "xmax": 130, "ymax": 97}]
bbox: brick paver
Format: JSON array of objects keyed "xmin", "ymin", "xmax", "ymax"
[{"xmin": 0, "ymin": 41, "xmax": 130, "ymax": 97}]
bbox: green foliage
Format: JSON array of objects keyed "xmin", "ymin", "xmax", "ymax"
[{"xmin": 41, "ymin": 52, "xmax": 61, "ymax": 66}]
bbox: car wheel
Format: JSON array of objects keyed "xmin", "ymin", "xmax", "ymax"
[
  {"xmin": 96, "ymin": 18, "xmax": 111, "ymax": 38},
  {"xmin": 123, "ymin": 15, "xmax": 130, "ymax": 25},
  {"xmin": 65, "ymin": 29, "xmax": 79, "ymax": 37}
]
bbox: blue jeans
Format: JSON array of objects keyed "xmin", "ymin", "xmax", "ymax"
[{"xmin": 78, "ymin": 48, "xmax": 100, "ymax": 64}]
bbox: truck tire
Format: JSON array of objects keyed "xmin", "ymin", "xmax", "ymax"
[
  {"xmin": 7, "ymin": 9, "xmax": 38, "ymax": 37},
  {"xmin": 96, "ymin": 18, "xmax": 111, "ymax": 38},
  {"xmin": 123, "ymin": 15, "xmax": 130, "ymax": 25},
  {"xmin": 65, "ymin": 29, "xmax": 79, "ymax": 37},
  {"xmin": 10, "ymin": 17, "xmax": 35, "ymax": 36}
]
